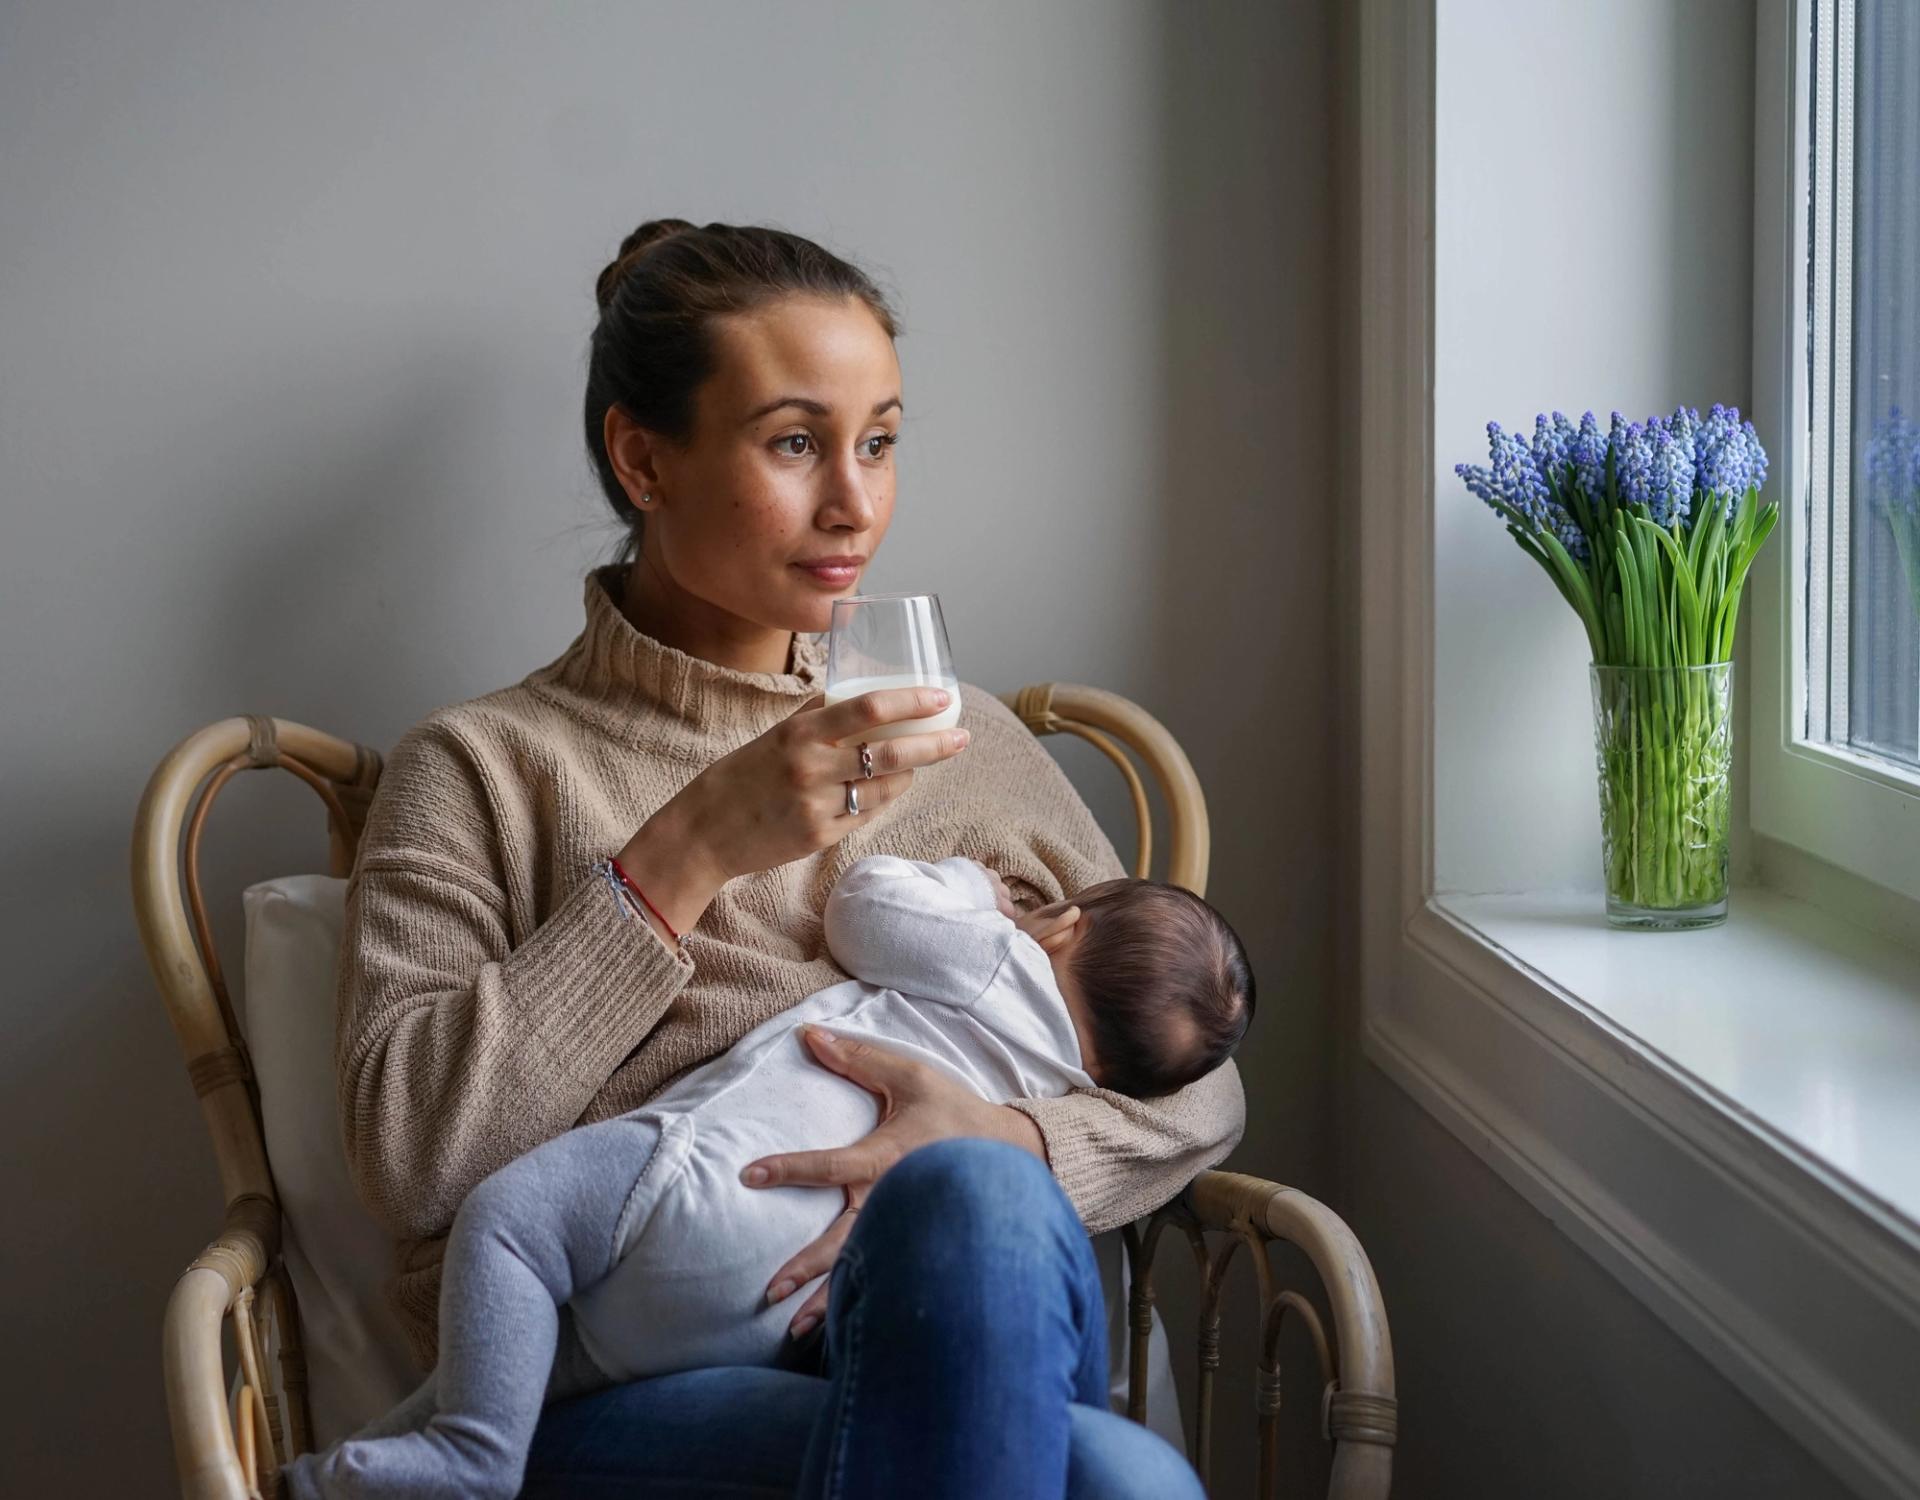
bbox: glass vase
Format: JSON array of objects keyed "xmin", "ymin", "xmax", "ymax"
[{"xmin": 1588, "ymin": 662, "xmax": 1734, "ymax": 930}]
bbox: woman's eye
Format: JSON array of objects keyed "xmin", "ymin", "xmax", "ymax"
[{"xmin": 774, "ymin": 432, "xmax": 898, "ymax": 460}]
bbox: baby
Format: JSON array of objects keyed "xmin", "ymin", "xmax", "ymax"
[{"xmin": 284, "ymin": 853, "xmax": 1255, "ymax": 1500}]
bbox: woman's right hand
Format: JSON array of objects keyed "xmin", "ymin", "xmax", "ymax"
[{"xmin": 632, "ymin": 685, "xmax": 971, "ymax": 892}]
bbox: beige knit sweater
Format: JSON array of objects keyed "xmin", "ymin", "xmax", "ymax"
[{"xmin": 337, "ymin": 562, "xmax": 1245, "ymax": 1369}]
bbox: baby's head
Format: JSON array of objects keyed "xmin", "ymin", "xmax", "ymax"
[{"xmin": 1029, "ymin": 878, "xmax": 1255, "ymax": 1099}]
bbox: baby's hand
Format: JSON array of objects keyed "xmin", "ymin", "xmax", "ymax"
[
  {"xmin": 1014, "ymin": 901, "xmax": 1080, "ymax": 954},
  {"xmin": 977, "ymin": 861, "xmax": 1020, "ymax": 920},
  {"xmin": 973, "ymin": 862, "xmax": 1078, "ymax": 951}
]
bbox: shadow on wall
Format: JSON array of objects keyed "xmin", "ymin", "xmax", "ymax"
[{"xmin": 1140, "ymin": 2, "xmax": 1340, "ymax": 1496}]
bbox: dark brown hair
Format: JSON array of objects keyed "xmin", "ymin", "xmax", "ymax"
[
  {"xmin": 1062, "ymin": 879, "xmax": 1255, "ymax": 1098},
  {"xmin": 584, "ymin": 219, "xmax": 902, "ymax": 565}
]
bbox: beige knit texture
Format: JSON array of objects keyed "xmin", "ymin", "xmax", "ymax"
[{"xmin": 337, "ymin": 563, "xmax": 1245, "ymax": 1369}]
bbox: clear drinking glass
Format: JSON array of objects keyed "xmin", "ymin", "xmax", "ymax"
[{"xmin": 825, "ymin": 593, "xmax": 962, "ymax": 741}]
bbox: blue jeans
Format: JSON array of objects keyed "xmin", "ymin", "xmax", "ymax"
[{"xmin": 518, "ymin": 1139, "xmax": 1202, "ymax": 1500}]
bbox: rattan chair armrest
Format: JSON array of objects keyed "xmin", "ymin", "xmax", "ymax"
[
  {"xmin": 163, "ymin": 1195, "xmax": 277, "ymax": 1500},
  {"xmin": 1189, "ymin": 1169, "xmax": 1397, "ymax": 1496}
]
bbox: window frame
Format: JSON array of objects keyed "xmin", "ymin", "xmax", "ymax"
[{"xmin": 1749, "ymin": 0, "xmax": 1920, "ymax": 905}]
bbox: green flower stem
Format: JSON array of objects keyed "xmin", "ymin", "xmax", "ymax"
[
  {"xmin": 1593, "ymin": 663, "xmax": 1732, "ymax": 913},
  {"xmin": 1884, "ymin": 506, "xmax": 1920, "ymax": 623}
]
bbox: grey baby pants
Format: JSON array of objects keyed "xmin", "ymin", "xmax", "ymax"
[{"xmin": 281, "ymin": 1112, "xmax": 664, "ymax": 1500}]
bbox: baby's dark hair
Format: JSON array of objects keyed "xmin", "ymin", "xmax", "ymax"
[{"xmin": 1058, "ymin": 878, "xmax": 1255, "ymax": 1098}]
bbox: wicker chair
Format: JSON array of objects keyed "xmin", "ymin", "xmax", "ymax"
[{"xmin": 134, "ymin": 684, "xmax": 1397, "ymax": 1499}]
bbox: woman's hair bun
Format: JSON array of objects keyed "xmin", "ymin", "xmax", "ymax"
[{"xmin": 594, "ymin": 218, "xmax": 696, "ymax": 311}]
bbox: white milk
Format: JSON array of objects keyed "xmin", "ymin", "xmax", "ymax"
[{"xmin": 825, "ymin": 673, "xmax": 963, "ymax": 741}]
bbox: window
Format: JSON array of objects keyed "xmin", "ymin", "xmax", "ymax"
[
  {"xmin": 1749, "ymin": 0, "xmax": 1920, "ymax": 905},
  {"xmin": 1806, "ymin": 0, "xmax": 1920, "ymax": 772}
]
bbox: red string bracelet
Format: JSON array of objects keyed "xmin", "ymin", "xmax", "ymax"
[{"xmin": 607, "ymin": 854, "xmax": 682, "ymax": 945}]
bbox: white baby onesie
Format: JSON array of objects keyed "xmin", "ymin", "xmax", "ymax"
[{"xmin": 564, "ymin": 852, "xmax": 1096, "ymax": 1383}]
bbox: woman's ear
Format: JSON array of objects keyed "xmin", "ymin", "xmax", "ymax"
[{"xmin": 604, "ymin": 406, "xmax": 666, "ymax": 504}]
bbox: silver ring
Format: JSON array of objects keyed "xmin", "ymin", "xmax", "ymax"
[
  {"xmin": 844, "ymin": 780, "xmax": 861, "ymax": 816},
  {"xmin": 857, "ymin": 742, "xmax": 875, "ymax": 779}
]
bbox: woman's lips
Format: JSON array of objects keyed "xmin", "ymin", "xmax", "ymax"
[{"xmin": 794, "ymin": 561, "xmax": 861, "ymax": 587}]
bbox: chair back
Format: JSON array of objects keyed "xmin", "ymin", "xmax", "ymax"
[
  {"xmin": 996, "ymin": 681, "xmax": 1211, "ymax": 893},
  {"xmin": 134, "ymin": 714, "xmax": 380, "ymax": 1492}
]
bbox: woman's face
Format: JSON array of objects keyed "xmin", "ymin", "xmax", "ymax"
[{"xmin": 611, "ymin": 293, "xmax": 903, "ymax": 637}]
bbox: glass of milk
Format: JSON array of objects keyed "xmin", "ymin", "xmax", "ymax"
[{"xmin": 825, "ymin": 593, "xmax": 962, "ymax": 742}]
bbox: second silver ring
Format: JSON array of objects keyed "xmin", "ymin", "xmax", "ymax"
[{"xmin": 844, "ymin": 742, "xmax": 876, "ymax": 817}]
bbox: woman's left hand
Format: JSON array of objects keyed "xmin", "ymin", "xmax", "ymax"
[{"xmin": 741, "ymin": 1025, "xmax": 1048, "ymax": 1340}]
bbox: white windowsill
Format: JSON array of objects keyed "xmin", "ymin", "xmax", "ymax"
[{"xmin": 1435, "ymin": 887, "xmax": 1920, "ymax": 1247}]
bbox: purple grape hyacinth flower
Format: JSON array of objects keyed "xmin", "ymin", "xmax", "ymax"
[
  {"xmin": 1568, "ymin": 410, "xmax": 1609, "ymax": 506},
  {"xmin": 1866, "ymin": 407, "xmax": 1920, "ymax": 519},
  {"xmin": 1692, "ymin": 403, "xmax": 1769, "ymax": 520},
  {"xmin": 1459, "ymin": 402, "xmax": 1769, "ymax": 567},
  {"xmin": 1614, "ymin": 416, "xmax": 1695, "ymax": 528},
  {"xmin": 1456, "ymin": 419, "xmax": 1589, "ymax": 561}
]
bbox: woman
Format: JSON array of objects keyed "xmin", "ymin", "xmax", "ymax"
[{"xmin": 334, "ymin": 218, "xmax": 1244, "ymax": 1497}]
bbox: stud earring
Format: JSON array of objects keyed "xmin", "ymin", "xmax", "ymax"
[{"xmin": 640, "ymin": 492, "xmax": 652, "ymax": 505}]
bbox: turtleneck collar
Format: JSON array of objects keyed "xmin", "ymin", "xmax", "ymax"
[{"xmin": 525, "ymin": 562, "xmax": 828, "ymax": 757}]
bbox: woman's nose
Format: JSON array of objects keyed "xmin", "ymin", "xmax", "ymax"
[{"xmin": 817, "ymin": 454, "xmax": 879, "ymax": 527}]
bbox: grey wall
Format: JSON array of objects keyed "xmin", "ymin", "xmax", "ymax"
[
  {"xmin": 0, "ymin": 2, "xmax": 1335, "ymax": 1493},
  {"xmin": 1342, "ymin": 1070, "xmax": 1853, "ymax": 1499}
]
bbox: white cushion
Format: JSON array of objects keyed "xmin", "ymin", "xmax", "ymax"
[
  {"xmin": 240, "ymin": 873, "xmax": 1186, "ymax": 1454},
  {"xmin": 241, "ymin": 874, "xmax": 420, "ymax": 1447}
]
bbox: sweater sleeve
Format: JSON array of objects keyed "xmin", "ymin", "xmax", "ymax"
[
  {"xmin": 335, "ymin": 720, "xmax": 696, "ymax": 1240},
  {"xmin": 953, "ymin": 690, "xmax": 1248, "ymax": 1229},
  {"xmin": 1006, "ymin": 1060, "xmax": 1246, "ymax": 1233}
]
